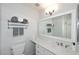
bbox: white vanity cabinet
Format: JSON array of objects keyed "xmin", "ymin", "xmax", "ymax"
[{"xmin": 36, "ymin": 44, "xmax": 55, "ymax": 55}]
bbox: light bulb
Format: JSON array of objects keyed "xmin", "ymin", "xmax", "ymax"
[{"xmin": 45, "ymin": 4, "xmax": 58, "ymax": 15}]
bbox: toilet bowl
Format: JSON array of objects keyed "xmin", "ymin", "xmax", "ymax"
[{"xmin": 10, "ymin": 43, "xmax": 25, "ymax": 55}]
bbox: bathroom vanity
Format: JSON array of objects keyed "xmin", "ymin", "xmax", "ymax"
[{"xmin": 32, "ymin": 4, "xmax": 79, "ymax": 55}]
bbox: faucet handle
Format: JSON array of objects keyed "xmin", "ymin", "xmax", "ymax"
[
  {"xmin": 65, "ymin": 45, "xmax": 70, "ymax": 48},
  {"xmin": 56, "ymin": 42, "xmax": 59, "ymax": 46},
  {"xmin": 60, "ymin": 43, "xmax": 63, "ymax": 46}
]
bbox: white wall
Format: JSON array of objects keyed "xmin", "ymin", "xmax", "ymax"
[
  {"xmin": 39, "ymin": 3, "xmax": 78, "ymax": 19},
  {"xmin": 39, "ymin": 3, "xmax": 78, "ymax": 38},
  {"xmin": 0, "ymin": 3, "xmax": 39, "ymax": 55},
  {"xmin": 0, "ymin": 4, "xmax": 1, "ymax": 55}
]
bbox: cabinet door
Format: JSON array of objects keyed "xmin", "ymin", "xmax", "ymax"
[
  {"xmin": 36, "ymin": 44, "xmax": 55, "ymax": 55},
  {"xmin": 36, "ymin": 45, "xmax": 45, "ymax": 55}
]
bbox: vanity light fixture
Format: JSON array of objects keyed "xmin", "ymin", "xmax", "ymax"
[
  {"xmin": 44, "ymin": 4, "xmax": 58, "ymax": 15},
  {"xmin": 35, "ymin": 3, "xmax": 58, "ymax": 15}
]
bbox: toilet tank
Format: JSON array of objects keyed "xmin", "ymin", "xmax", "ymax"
[{"xmin": 11, "ymin": 43, "xmax": 25, "ymax": 55}]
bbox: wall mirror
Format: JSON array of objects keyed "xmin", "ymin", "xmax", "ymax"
[{"xmin": 39, "ymin": 14, "xmax": 71, "ymax": 39}]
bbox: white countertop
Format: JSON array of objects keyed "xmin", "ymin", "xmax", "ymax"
[{"xmin": 32, "ymin": 36, "xmax": 79, "ymax": 55}]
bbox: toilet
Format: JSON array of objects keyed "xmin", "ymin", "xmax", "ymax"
[{"xmin": 10, "ymin": 42, "xmax": 25, "ymax": 55}]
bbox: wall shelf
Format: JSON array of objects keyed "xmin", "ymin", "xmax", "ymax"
[{"xmin": 8, "ymin": 21, "xmax": 29, "ymax": 29}]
